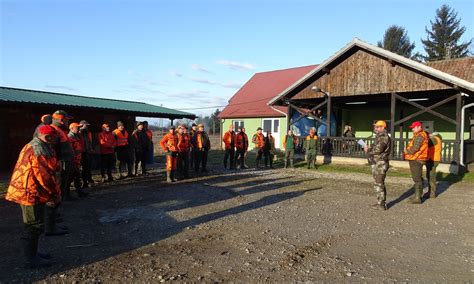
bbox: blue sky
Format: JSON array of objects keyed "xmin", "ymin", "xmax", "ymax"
[{"xmin": 1, "ymin": 0, "xmax": 473, "ymax": 118}]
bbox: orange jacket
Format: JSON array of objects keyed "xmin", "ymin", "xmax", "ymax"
[
  {"xmin": 252, "ymin": 133, "xmax": 265, "ymax": 149},
  {"xmin": 6, "ymin": 139, "xmax": 60, "ymax": 205},
  {"xmin": 113, "ymin": 129, "xmax": 129, "ymax": 147},
  {"xmin": 160, "ymin": 133, "xmax": 178, "ymax": 153},
  {"xmin": 99, "ymin": 131, "xmax": 116, "ymax": 154},
  {"xmin": 68, "ymin": 132, "xmax": 83, "ymax": 166},
  {"xmin": 428, "ymin": 135, "xmax": 442, "ymax": 162},
  {"xmin": 236, "ymin": 132, "xmax": 249, "ymax": 151},
  {"xmin": 177, "ymin": 133, "xmax": 190, "ymax": 152},
  {"xmin": 223, "ymin": 131, "xmax": 236, "ymax": 150},
  {"xmin": 146, "ymin": 130, "xmax": 153, "ymax": 142},
  {"xmin": 51, "ymin": 124, "xmax": 68, "ymax": 143},
  {"xmin": 404, "ymin": 131, "xmax": 429, "ymax": 161}
]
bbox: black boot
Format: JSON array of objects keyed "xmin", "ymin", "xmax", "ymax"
[
  {"xmin": 170, "ymin": 170, "xmax": 177, "ymax": 182},
  {"xmin": 23, "ymin": 235, "xmax": 51, "ymax": 269}
]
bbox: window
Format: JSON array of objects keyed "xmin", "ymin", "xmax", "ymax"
[
  {"xmin": 263, "ymin": 119, "xmax": 272, "ymax": 132},
  {"xmin": 233, "ymin": 120, "xmax": 244, "ymax": 130},
  {"xmin": 273, "ymin": 120, "xmax": 279, "ymax": 133}
]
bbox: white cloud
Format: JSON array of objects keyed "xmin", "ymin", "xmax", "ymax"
[
  {"xmin": 216, "ymin": 59, "xmax": 255, "ymax": 70},
  {"xmin": 44, "ymin": 85, "xmax": 77, "ymax": 92},
  {"xmin": 169, "ymin": 71, "xmax": 183, "ymax": 77},
  {"xmin": 189, "ymin": 77, "xmax": 242, "ymax": 89},
  {"xmin": 191, "ymin": 64, "xmax": 212, "ymax": 74}
]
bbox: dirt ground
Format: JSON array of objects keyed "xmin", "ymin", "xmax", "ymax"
[{"xmin": 0, "ymin": 162, "xmax": 473, "ymax": 282}]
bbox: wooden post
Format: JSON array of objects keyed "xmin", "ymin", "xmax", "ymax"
[
  {"xmin": 455, "ymin": 92, "xmax": 463, "ymax": 164},
  {"xmin": 390, "ymin": 93, "xmax": 396, "ymax": 159},
  {"xmin": 398, "ymin": 109, "xmax": 404, "ymax": 159},
  {"xmin": 287, "ymin": 105, "xmax": 291, "ymax": 132},
  {"xmin": 327, "ymin": 95, "xmax": 331, "ymax": 137}
]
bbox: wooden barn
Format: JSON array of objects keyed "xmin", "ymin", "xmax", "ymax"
[
  {"xmin": 0, "ymin": 87, "xmax": 195, "ymax": 171},
  {"xmin": 269, "ymin": 38, "xmax": 474, "ymax": 171}
]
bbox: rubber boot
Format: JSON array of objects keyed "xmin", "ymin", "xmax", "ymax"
[
  {"xmin": 23, "ymin": 235, "xmax": 51, "ymax": 268},
  {"xmin": 408, "ymin": 183, "xmax": 422, "ymax": 204},
  {"xmin": 166, "ymin": 171, "xmax": 172, "ymax": 183},
  {"xmin": 170, "ymin": 170, "xmax": 177, "ymax": 182},
  {"xmin": 429, "ymin": 182, "xmax": 437, "ymax": 199},
  {"xmin": 290, "ymin": 159, "xmax": 294, "ymax": 168}
]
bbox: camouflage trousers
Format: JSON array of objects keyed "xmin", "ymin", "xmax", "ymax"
[{"xmin": 371, "ymin": 160, "xmax": 389, "ymax": 205}]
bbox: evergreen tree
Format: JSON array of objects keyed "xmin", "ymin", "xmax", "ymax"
[
  {"xmin": 377, "ymin": 25, "xmax": 416, "ymax": 58},
  {"xmin": 421, "ymin": 4, "xmax": 472, "ymax": 61}
]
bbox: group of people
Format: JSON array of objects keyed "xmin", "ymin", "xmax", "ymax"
[
  {"xmin": 364, "ymin": 120, "xmax": 442, "ymax": 210},
  {"xmin": 159, "ymin": 123, "xmax": 211, "ymax": 183},
  {"xmin": 222, "ymin": 125, "xmax": 277, "ymax": 170}
]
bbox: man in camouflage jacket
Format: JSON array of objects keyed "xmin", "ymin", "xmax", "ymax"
[{"xmin": 364, "ymin": 120, "xmax": 391, "ymax": 210}]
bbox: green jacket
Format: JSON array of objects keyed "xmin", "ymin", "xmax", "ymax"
[{"xmin": 305, "ymin": 135, "xmax": 318, "ymax": 152}]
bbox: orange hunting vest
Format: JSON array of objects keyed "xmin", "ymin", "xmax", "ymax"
[
  {"xmin": 113, "ymin": 129, "xmax": 129, "ymax": 147},
  {"xmin": 428, "ymin": 135, "xmax": 442, "ymax": 162},
  {"xmin": 405, "ymin": 131, "xmax": 429, "ymax": 161}
]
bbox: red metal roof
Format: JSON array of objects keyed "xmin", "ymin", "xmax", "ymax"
[{"xmin": 219, "ymin": 65, "xmax": 317, "ymax": 118}]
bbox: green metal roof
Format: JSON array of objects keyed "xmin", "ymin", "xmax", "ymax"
[{"xmin": 0, "ymin": 87, "xmax": 195, "ymax": 119}]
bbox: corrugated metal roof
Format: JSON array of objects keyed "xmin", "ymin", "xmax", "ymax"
[
  {"xmin": 219, "ymin": 65, "xmax": 317, "ymax": 119},
  {"xmin": 0, "ymin": 87, "xmax": 195, "ymax": 119}
]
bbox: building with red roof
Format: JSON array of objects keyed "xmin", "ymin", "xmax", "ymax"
[{"xmin": 219, "ymin": 65, "xmax": 317, "ymax": 149}]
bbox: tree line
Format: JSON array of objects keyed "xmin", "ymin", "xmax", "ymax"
[{"xmin": 377, "ymin": 4, "xmax": 472, "ymax": 61}]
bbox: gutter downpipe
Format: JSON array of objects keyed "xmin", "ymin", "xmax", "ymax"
[{"xmin": 460, "ymin": 100, "xmax": 474, "ymax": 166}]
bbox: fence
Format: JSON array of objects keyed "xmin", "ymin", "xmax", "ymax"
[{"xmin": 296, "ymin": 136, "xmax": 457, "ymax": 163}]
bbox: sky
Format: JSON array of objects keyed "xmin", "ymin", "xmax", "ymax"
[{"xmin": 1, "ymin": 0, "xmax": 473, "ymax": 120}]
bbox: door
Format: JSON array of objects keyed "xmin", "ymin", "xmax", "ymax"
[{"xmin": 262, "ymin": 118, "xmax": 280, "ymax": 149}]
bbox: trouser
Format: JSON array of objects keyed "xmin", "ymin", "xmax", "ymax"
[
  {"xmin": 426, "ymin": 160, "xmax": 439, "ymax": 195},
  {"xmin": 116, "ymin": 147, "xmax": 132, "ymax": 176},
  {"xmin": 101, "ymin": 153, "xmax": 115, "ymax": 179},
  {"xmin": 409, "ymin": 160, "xmax": 425, "ymax": 199},
  {"xmin": 190, "ymin": 149, "xmax": 195, "ymax": 168},
  {"xmin": 134, "ymin": 150, "xmax": 148, "ymax": 175},
  {"xmin": 306, "ymin": 150, "xmax": 317, "ymax": 168},
  {"xmin": 195, "ymin": 150, "xmax": 208, "ymax": 172},
  {"xmin": 264, "ymin": 150, "xmax": 273, "ymax": 168},
  {"xmin": 224, "ymin": 148, "xmax": 235, "ymax": 169},
  {"xmin": 255, "ymin": 148, "xmax": 264, "ymax": 168},
  {"xmin": 166, "ymin": 152, "xmax": 178, "ymax": 171},
  {"xmin": 67, "ymin": 164, "xmax": 82, "ymax": 191},
  {"xmin": 235, "ymin": 149, "xmax": 245, "ymax": 168},
  {"xmin": 20, "ymin": 204, "xmax": 45, "ymax": 261},
  {"xmin": 61, "ymin": 161, "xmax": 73, "ymax": 198},
  {"xmin": 371, "ymin": 160, "xmax": 389, "ymax": 205},
  {"xmin": 284, "ymin": 149, "xmax": 294, "ymax": 168},
  {"xmin": 81, "ymin": 152, "xmax": 93, "ymax": 185},
  {"xmin": 178, "ymin": 151, "xmax": 189, "ymax": 178}
]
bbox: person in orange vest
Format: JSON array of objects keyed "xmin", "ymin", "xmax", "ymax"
[
  {"xmin": 98, "ymin": 123, "xmax": 116, "ymax": 182},
  {"xmin": 403, "ymin": 121, "xmax": 429, "ymax": 204},
  {"xmin": 192, "ymin": 124, "xmax": 211, "ymax": 173},
  {"xmin": 223, "ymin": 124, "xmax": 236, "ymax": 170},
  {"xmin": 305, "ymin": 128, "xmax": 319, "ymax": 169},
  {"xmin": 252, "ymin": 127, "xmax": 265, "ymax": 169},
  {"xmin": 79, "ymin": 120, "xmax": 95, "ymax": 188},
  {"xmin": 67, "ymin": 123, "xmax": 88, "ymax": 198},
  {"xmin": 177, "ymin": 125, "xmax": 191, "ymax": 179},
  {"xmin": 426, "ymin": 132, "xmax": 442, "ymax": 199},
  {"xmin": 113, "ymin": 121, "xmax": 133, "ymax": 179},
  {"xmin": 160, "ymin": 126, "xmax": 179, "ymax": 182},
  {"xmin": 143, "ymin": 121, "xmax": 154, "ymax": 164},
  {"xmin": 235, "ymin": 127, "xmax": 249, "ymax": 169},
  {"xmin": 132, "ymin": 121, "xmax": 151, "ymax": 176},
  {"xmin": 6, "ymin": 125, "xmax": 60, "ymax": 268},
  {"xmin": 283, "ymin": 129, "xmax": 298, "ymax": 168}
]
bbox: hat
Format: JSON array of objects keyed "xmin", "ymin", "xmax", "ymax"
[
  {"xmin": 136, "ymin": 121, "xmax": 144, "ymax": 127},
  {"xmin": 257, "ymin": 127, "xmax": 262, "ymax": 131},
  {"xmin": 52, "ymin": 110, "xmax": 73, "ymax": 120},
  {"xmin": 79, "ymin": 120, "xmax": 90, "ymax": 126},
  {"xmin": 117, "ymin": 121, "xmax": 125, "ymax": 127},
  {"xmin": 41, "ymin": 114, "xmax": 52, "ymax": 125},
  {"xmin": 409, "ymin": 121, "xmax": 423, "ymax": 129},
  {"xmin": 37, "ymin": 125, "xmax": 56, "ymax": 136},
  {"xmin": 192, "ymin": 123, "xmax": 197, "ymax": 127},
  {"xmin": 373, "ymin": 120, "xmax": 387, "ymax": 128},
  {"xmin": 69, "ymin": 122, "xmax": 81, "ymax": 130},
  {"xmin": 102, "ymin": 123, "xmax": 109, "ymax": 128},
  {"xmin": 198, "ymin": 124, "xmax": 204, "ymax": 128}
]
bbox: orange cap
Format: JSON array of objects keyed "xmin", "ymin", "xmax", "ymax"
[
  {"xmin": 69, "ymin": 122, "xmax": 80, "ymax": 130},
  {"xmin": 373, "ymin": 120, "xmax": 387, "ymax": 128}
]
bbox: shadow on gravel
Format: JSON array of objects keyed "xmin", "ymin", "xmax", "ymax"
[{"xmin": 0, "ymin": 169, "xmax": 314, "ymax": 282}]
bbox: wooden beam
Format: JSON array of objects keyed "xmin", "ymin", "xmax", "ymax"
[
  {"xmin": 390, "ymin": 92, "xmax": 396, "ymax": 159},
  {"xmin": 454, "ymin": 93, "xmax": 462, "ymax": 163},
  {"xmin": 393, "ymin": 94, "xmax": 457, "ymax": 126},
  {"xmin": 327, "ymin": 95, "xmax": 332, "ymax": 137},
  {"xmin": 288, "ymin": 100, "xmax": 327, "ymax": 126}
]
